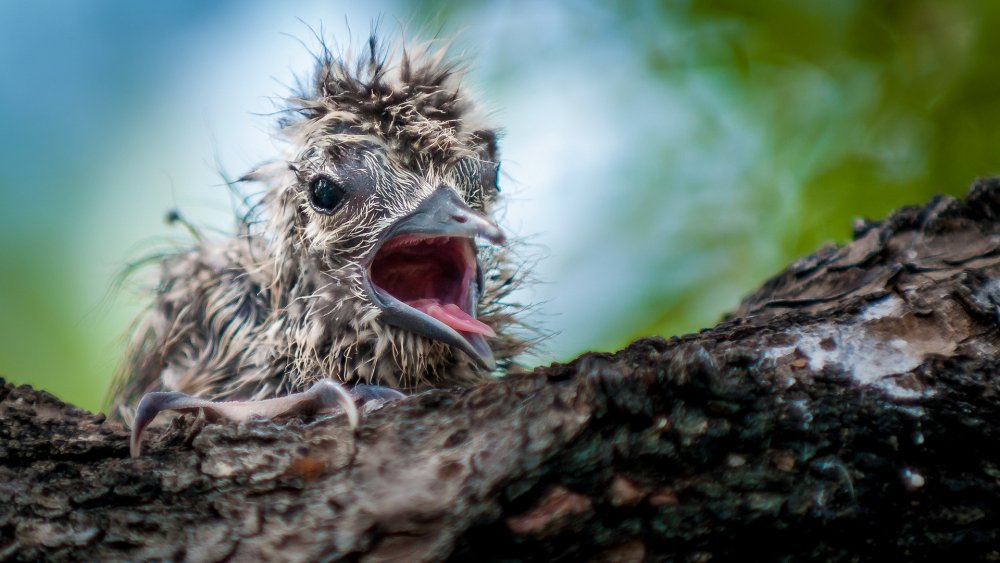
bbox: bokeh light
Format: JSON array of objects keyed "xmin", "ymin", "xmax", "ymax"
[{"xmin": 2, "ymin": 1, "xmax": 998, "ymax": 411}]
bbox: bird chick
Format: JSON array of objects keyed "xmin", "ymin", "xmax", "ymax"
[{"xmin": 109, "ymin": 36, "xmax": 528, "ymax": 455}]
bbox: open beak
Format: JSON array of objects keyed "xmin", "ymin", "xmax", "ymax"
[{"xmin": 362, "ymin": 187, "xmax": 505, "ymax": 370}]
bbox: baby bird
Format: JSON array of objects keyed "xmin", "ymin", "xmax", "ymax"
[{"xmin": 109, "ymin": 36, "xmax": 527, "ymax": 455}]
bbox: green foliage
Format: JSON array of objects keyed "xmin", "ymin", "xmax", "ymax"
[
  {"xmin": 659, "ymin": 1, "xmax": 994, "ymax": 332},
  {"xmin": 577, "ymin": 1, "xmax": 1000, "ymax": 350},
  {"xmin": 4, "ymin": 2, "xmax": 1000, "ymax": 410},
  {"xmin": 0, "ymin": 241, "xmax": 117, "ymax": 411}
]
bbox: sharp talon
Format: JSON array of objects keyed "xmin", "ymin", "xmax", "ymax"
[
  {"xmin": 130, "ymin": 391, "xmax": 208, "ymax": 458},
  {"xmin": 308, "ymin": 379, "xmax": 360, "ymax": 429}
]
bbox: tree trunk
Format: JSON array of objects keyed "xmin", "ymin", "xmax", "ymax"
[{"xmin": 5, "ymin": 179, "xmax": 1000, "ymax": 561}]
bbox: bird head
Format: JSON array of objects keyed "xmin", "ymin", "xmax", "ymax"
[{"xmin": 248, "ymin": 37, "xmax": 520, "ymax": 386}]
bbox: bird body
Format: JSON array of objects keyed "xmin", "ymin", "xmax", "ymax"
[{"xmin": 108, "ymin": 36, "xmax": 527, "ymax": 424}]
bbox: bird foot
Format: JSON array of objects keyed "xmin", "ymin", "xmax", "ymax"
[{"xmin": 129, "ymin": 380, "xmax": 405, "ymax": 457}]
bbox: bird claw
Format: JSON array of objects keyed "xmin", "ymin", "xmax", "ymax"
[{"xmin": 129, "ymin": 379, "xmax": 404, "ymax": 457}]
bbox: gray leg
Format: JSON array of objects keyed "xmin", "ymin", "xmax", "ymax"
[{"xmin": 129, "ymin": 379, "xmax": 393, "ymax": 457}]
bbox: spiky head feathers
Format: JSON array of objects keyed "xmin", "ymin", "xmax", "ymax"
[{"xmin": 263, "ymin": 37, "xmax": 502, "ymax": 258}]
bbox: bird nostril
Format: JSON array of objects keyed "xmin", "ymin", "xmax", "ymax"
[{"xmin": 452, "ymin": 214, "xmax": 468, "ymax": 224}]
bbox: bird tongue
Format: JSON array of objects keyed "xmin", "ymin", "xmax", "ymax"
[{"xmin": 407, "ymin": 299, "xmax": 495, "ymax": 337}]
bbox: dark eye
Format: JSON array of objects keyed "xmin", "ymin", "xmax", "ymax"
[{"xmin": 308, "ymin": 176, "xmax": 346, "ymax": 214}]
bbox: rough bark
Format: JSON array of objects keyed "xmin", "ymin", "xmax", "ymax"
[{"xmin": 5, "ymin": 179, "xmax": 1000, "ymax": 561}]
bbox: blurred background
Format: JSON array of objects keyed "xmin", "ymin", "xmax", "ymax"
[{"xmin": 2, "ymin": 1, "xmax": 999, "ymax": 412}]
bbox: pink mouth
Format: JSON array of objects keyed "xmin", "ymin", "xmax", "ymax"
[{"xmin": 369, "ymin": 235, "xmax": 494, "ymax": 338}]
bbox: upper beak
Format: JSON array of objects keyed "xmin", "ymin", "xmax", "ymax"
[{"xmin": 380, "ymin": 187, "xmax": 505, "ymax": 245}]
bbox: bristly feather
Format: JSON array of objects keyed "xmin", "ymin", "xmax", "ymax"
[{"xmin": 107, "ymin": 32, "xmax": 535, "ymax": 422}]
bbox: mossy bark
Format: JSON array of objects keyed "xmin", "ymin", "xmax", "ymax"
[{"xmin": 5, "ymin": 179, "xmax": 1000, "ymax": 561}]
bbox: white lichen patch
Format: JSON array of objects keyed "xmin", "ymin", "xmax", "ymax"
[
  {"xmin": 788, "ymin": 398, "xmax": 814, "ymax": 430},
  {"xmin": 763, "ymin": 295, "xmax": 943, "ymax": 401},
  {"xmin": 857, "ymin": 294, "xmax": 904, "ymax": 322},
  {"xmin": 900, "ymin": 467, "xmax": 926, "ymax": 491}
]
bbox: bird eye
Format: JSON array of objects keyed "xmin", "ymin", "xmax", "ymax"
[{"xmin": 308, "ymin": 176, "xmax": 346, "ymax": 214}]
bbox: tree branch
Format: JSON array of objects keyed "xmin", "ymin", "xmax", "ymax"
[{"xmin": 5, "ymin": 179, "xmax": 1000, "ymax": 561}]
